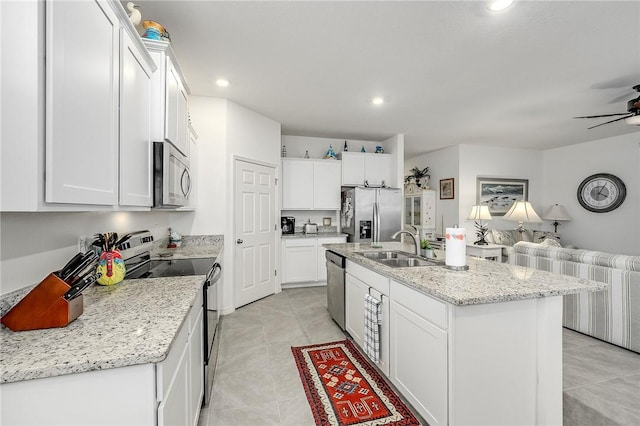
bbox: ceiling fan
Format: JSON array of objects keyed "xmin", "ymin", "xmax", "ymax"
[{"xmin": 574, "ymin": 85, "xmax": 640, "ymax": 129}]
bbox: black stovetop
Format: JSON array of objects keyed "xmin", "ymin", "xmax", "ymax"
[{"xmin": 127, "ymin": 257, "xmax": 216, "ymax": 279}]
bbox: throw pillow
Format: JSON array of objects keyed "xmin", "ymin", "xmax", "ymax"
[
  {"xmin": 533, "ymin": 230, "xmax": 560, "ymax": 243},
  {"xmin": 491, "ymin": 229, "xmax": 516, "ymax": 246},
  {"xmin": 540, "ymin": 238, "xmax": 562, "ymax": 247}
]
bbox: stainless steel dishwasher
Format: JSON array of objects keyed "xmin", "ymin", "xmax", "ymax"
[{"xmin": 326, "ymin": 250, "xmax": 346, "ymax": 330}]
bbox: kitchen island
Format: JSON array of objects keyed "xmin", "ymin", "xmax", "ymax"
[
  {"xmin": 324, "ymin": 242, "xmax": 607, "ymax": 426},
  {"xmin": 0, "ymin": 275, "xmax": 204, "ymax": 425}
]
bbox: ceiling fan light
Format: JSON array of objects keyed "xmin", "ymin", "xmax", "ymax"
[
  {"xmin": 489, "ymin": 0, "xmax": 514, "ymax": 12},
  {"xmin": 625, "ymin": 115, "xmax": 640, "ymax": 125}
]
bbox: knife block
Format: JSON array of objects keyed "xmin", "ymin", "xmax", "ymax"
[{"xmin": 1, "ymin": 273, "xmax": 84, "ymax": 331}]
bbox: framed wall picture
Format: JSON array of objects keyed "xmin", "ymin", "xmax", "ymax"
[
  {"xmin": 440, "ymin": 178, "xmax": 454, "ymax": 199},
  {"xmin": 477, "ymin": 177, "xmax": 528, "ymax": 216}
]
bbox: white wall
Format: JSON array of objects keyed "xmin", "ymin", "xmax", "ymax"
[
  {"xmin": 0, "ymin": 211, "xmax": 172, "ymax": 295},
  {"xmin": 542, "ymin": 132, "xmax": 640, "ymax": 254},
  {"xmin": 180, "ymin": 97, "xmax": 281, "ymax": 314},
  {"xmin": 406, "ymin": 145, "xmax": 460, "ymax": 234},
  {"xmin": 459, "ymin": 144, "xmax": 544, "ymax": 234}
]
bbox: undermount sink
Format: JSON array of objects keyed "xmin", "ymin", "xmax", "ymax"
[
  {"xmin": 355, "ymin": 251, "xmax": 443, "ymax": 268},
  {"xmin": 357, "ymin": 251, "xmax": 410, "ymax": 260}
]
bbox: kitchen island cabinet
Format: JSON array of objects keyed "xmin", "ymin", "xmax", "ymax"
[
  {"xmin": 0, "ymin": 276, "xmax": 205, "ymax": 426},
  {"xmin": 325, "ymin": 242, "xmax": 606, "ymax": 426}
]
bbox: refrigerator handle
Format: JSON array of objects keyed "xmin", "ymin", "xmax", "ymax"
[{"xmin": 372, "ymin": 202, "xmax": 378, "ymax": 244}]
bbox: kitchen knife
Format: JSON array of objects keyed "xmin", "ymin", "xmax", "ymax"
[
  {"xmin": 63, "ymin": 272, "xmax": 102, "ymax": 300},
  {"xmin": 57, "ymin": 252, "xmax": 84, "ymax": 278},
  {"xmin": 68, "ymin": 258, "xmax": 100, "ymax": 285},
  {"xmin": 62, "ymin": 251, "xmax": 98, "ymax": 282}
]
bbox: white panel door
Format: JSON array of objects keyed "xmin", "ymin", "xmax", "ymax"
[
  {"xmin": 365, "ymin": 154, "xmax": 392, "ymax": 187},
  {"xmin": 313, "ymin": 160, "xmax": 341, "ymax": 209},
  {"xmin": 119, "ymin": 28, "xmax": 153, "ymax": 206},
  {"xmin": 341, "ymin": 153, "xmax": 365, "ymax": 186},
  {"xmin": 234, "ymin": 160, "xmax": 276, "ymax": 308},
  {"xmin": 46, "ymin": 0, "xmax": 119, "ymax": 205}
]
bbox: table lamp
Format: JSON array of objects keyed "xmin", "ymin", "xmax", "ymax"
[
  {"xmin": 503, "ymin": 201, "xmax": 542, "ymax": 240},
  {"xmin": 542, "ymin": 204, "xmax": 571, "ymax": 233},
  {"xmin": 467, "ymin": 205, "xmax": 492, "ymax": 245}
]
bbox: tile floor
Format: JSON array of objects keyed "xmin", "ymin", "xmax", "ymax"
[{"xmin": 199, "ymin": 287, "xmax": 640, "ymax": 426}]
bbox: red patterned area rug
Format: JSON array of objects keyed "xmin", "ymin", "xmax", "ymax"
[{"xmin": 292, "ymin": 339, "xmax": 419, "ymax": 426}]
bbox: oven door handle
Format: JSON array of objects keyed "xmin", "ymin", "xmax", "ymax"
[{"xmin": 206, "ymin": 263, "xmax": 222, "ymax": 287}]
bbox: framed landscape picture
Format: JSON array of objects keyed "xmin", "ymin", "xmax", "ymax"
[
  {"xmin": 440, "ymin": 178, "xmax": 454, "ymax": 199},
  {"xmin": 477, "ymin": 177, "xmax": 528, "ymax": 216}
]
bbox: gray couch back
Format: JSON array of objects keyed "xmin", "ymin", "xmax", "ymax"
[{"xmin": 511, "ymin": 241, "xmax": 640, "ymax": 353}]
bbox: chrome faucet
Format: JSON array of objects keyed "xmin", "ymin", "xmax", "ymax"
[{"xmin": 391, "ymin": 230, "xmax": 421, "ymax": 256}]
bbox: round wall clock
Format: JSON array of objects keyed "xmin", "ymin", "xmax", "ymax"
[{"xmin": 577, "ymin": 173, "xmax": 626, "ymax": 213}]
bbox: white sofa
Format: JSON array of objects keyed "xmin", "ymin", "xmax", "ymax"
[
  {"xmin": 483, "ymin": 229, "xmax": 559, "ymax": 261},
  {"xmin": 511, "ymin": 241, "xmax": 640, "ymax": 353}
]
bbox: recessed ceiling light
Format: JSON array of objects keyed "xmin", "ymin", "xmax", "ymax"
[
  {"xmin": 372, "ymin": 97, "xmax": 384, "ymax": 105},
  {"xmin": 216, "ymin": 79, "xmax": 230, "ymax": 87},
  {"xmin": 489, "ymin": 0, "xmax": 514, "ymax": 12}
]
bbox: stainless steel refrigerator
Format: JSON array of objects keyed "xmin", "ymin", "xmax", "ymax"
[{"xmin": 341, "ymin": 187, "xmax": 402, "ymax": 243}]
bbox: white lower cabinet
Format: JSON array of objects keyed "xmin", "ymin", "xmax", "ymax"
[
  {"xmin": 282, "ymin": 236, "xmax": 347, "ymax": 284},
  {"xmin": 344, "ymin": 260, "xmax": 390, "ymax": 376},
  {"xmin": 188, "ymin": 308, "xmax": 204, "ymax": 426},
  {"xmin": 390, "ymin": 299, "xmax": 447, "ymax": 425},
  {"xmin": 283, "ymin": 239, "xmax": 317, "ymax": 283}
]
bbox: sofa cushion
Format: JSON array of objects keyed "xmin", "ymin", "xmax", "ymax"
[
  {"xmin": 532, "ymin": 230, "xmax": 560, "ymax": 243},
  {"xmin": 540, "ymin": 238, "xmax": 562, "ymax": 247},
  {"xmin": 491, "ymin": 229, "xmax": 517, "ymax": 246}
]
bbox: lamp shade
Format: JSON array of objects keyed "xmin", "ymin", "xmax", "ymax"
[
  {"xmin": 542, "ymin": 204, "xmax": 571, "ymax": 221},
  {"xmin": 467, "ymin": 205, "xmax": 492, "ymax": 221},
  {"xmin": 503, "ymin": 201, "xmax": 542, "ymax": 223}
]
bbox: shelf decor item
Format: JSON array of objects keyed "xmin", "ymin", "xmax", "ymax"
[
  {"xmin": 325, "ymin": 144, "xmax": 337, "ymax": 159},
  {"xmin": 405, "ymin": 166, "xmax": 430, "ymax": 188}
]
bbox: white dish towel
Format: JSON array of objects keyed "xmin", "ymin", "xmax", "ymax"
[{"xmin": 364, "ymin": 293, "xmax": 382, "ymax": 363}]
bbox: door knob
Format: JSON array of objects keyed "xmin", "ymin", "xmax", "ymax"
[{"xmin": 236, "ymin": 239, "xmax": 243, "ymax": 244}]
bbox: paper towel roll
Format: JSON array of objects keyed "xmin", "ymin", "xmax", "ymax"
[{"xmin": 445, "ymin": 228, "xmax": 467, "ymax": 267}]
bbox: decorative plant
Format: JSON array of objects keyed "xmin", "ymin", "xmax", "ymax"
[
  {"xmin": 404, "ymin": 166, "xmax": 430, "ymax": 187},
  {"xmin": 420, "ymin": 239, "xmax": 432, "ymax": 250}
]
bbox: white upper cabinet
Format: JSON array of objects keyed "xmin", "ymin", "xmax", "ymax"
[
  {"xmin": 340, "ymin": 152, "xmax": 392, "ymax": 187},
  {"xmin": 1, "ymin": 0, "xmax": 156, "ymax": 211},
  {"xmin": 119, "ymin": 26, "xmax": 154, "ymax": 207},
  {"xmin": 45, "ymin": 0, "xmax": 120, "ymax": 205},
  {"xmin": 282, "ymin": 158, "xmax": 341, "ymax": 210},
  {"xmin": 144, "ymin": 40, "xmax": 190, "ymax": 157}
]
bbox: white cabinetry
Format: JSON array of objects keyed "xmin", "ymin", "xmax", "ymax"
[
  {"xmin": 344, "ymin": 260, "xmax": 390, "ymax": 376},
  {"xmin": 281, "ymin": 159, "xmax": 341, "ymax": 210},
  {"xmin": 282, "ymin": 238, "xmax": 317, "ymax": 283},
  {"xmin": 340, "ymin": 152, "xmax": 392, "ymax": 187},
  {"xmin": 389, "ymin": 280, "xmax": 447, "ymax": 425},
  {"xmin": 316, "ymin": 236, "xmax": 347, "ymax": 281},
  {"xmin": 119, "ymin": 26, "xmax": 154, "ymax": 206},
  {"xmin": 1, "ymin": 0, "xmax": 156, "ymax": 211},
  {"xmin": 157, "ymin": 291, "xmax": 203, "ymax": 426},
  {"xmin": 281, "ymin": 235, "xmax": 347, "ymax": 284},
  {"xmin": 144, "ymin": 40, "xmax": 191, "ymax": 157},
  {"xmin": 404, "ymin": 189, "xmax": 436, "ymax": 233},
  {"xmin": 45, "ymin": 0, "xmax": 120, "ymax": 205}
]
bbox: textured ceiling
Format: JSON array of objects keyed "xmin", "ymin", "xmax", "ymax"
[{"xmin": 137, "ymin": 1, "xmax": 640, "ymax": 157}]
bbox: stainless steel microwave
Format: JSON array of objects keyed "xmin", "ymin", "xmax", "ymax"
[{"xmin": 153, "ymin": 141, "xmax": 191, "ymax": 208}]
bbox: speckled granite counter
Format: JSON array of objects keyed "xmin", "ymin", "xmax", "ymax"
[
  {"xmin": 0, "ymin": 276, "xmax": 204, "ymax": 384},
  {"xmin": 152, "ymin": 234, "xmax": 223, "ymax": 260},
  {"xmin": 323, "ymin": 242, "xmax": 607, "ymax": 306},
  {"xmin": 281, "ymin": 232, "xmax": 348, "ymax": 239}
]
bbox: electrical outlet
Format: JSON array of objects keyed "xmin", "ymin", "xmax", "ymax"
[{"xmin": 77, "ymin": 235, "xmax": 87, "ymax": 252}]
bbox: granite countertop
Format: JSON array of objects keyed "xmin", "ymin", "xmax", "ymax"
[
  {"xmin": 323, "ymin": 242, "xmax": 607, "ymax": 306},
  {"xmin": 152, "ymin": 234, "xmax": 223, "ymax": 260},
  {"xmin": 0, "ymin": 276, "xmax": 204, "ymax": 384},
  {"xmin": 281, "ymin": 232, "xmax": 348, "ymax": 239}
]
